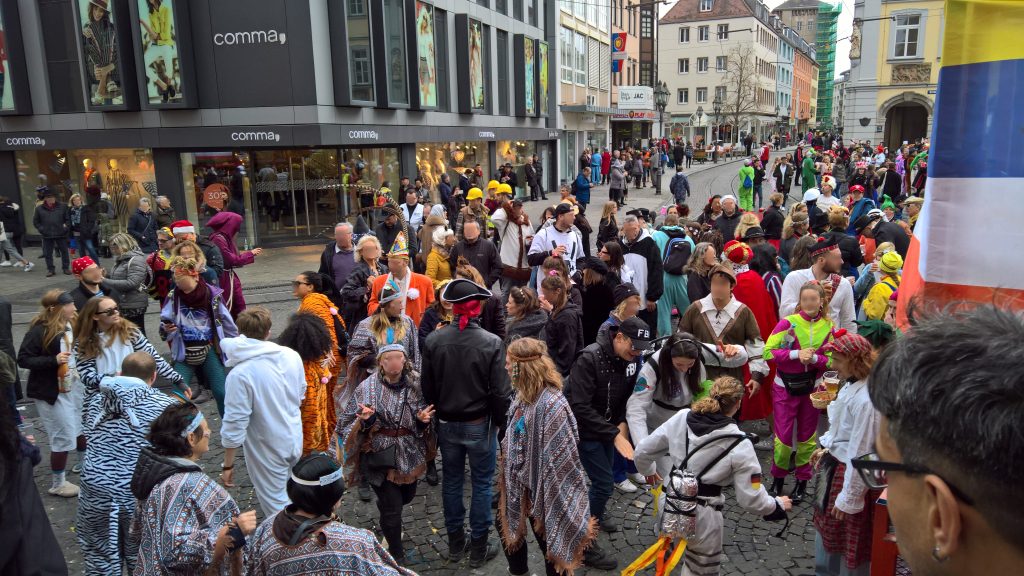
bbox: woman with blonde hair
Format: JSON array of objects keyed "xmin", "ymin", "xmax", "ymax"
[
  {"xmin": 103, "ymin": 232, "xmax": 152, "ymax": 335},
  {"xmin": 821, "ymin": 205, "xmax": 862, "ymax": 277},
  {"xmin": 340, "ymin": 234, "xmax": 388, "ymax": 333},
  {"xmin": 17, "ymin": 289, "xmax": 83, "ymax": 497},
  {"xmin": 596, "ymin": 201, "xmax": 619, "ymax": 246},
  {"xmin": 733, "ymin": 212, "xmax": 762, "ymax": 241},
  {"xmin": 763, "ymin": 281, "xmax": 834, "ymax": 502},
  {"xmin": 780, "ymin": 211, "xmax": 810, "ymax": 264},
  {"xmin": 170, "ymin": 238, "xmax": 216, "ymax": 285},
  {"xmin": 634, "ymin": 376, "xmax": 791, "ymax": 576},
  {"xmin": 497, "ymin": 337, "xmax": 595, "ymax": 576}
]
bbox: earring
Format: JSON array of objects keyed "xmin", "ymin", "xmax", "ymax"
[{"xmin": 932, "ymin": 546, "xmax": 948, "ymax": 563}]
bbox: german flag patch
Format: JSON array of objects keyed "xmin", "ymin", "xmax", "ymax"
[{"xmin": 751, "ymin": 473, "xmax": 762, "ymax": 490}]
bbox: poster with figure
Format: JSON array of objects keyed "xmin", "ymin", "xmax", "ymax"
[
  {"xmin": 0, "ymin": 15, "xmax": 11, "ymax": 111},
  {"xmin": 524, "ymin": 38, "xmax": 535, "ymax": 116},
  {"xmin": 135, "ymin": 0, "xmax": 183, "ymax": 105},
  {"xmin": 469, "ymin": 19, "xmax": 485, "ymax": 109},
  {"xmin": 77, "ymin": 0, "xmax": 125, "ymax": 107},
  {"xmin": 538, "ymin": 41, "xmax": 548, "ymax": 116},
  {"xmin": 416, "ymin": 1, "xmax": 437, "ymax": 108}
]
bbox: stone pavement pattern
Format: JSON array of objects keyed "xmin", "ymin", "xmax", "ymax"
[{"xmin": 11, "ymin": 150, "xmax": 819, "ymax": 574}]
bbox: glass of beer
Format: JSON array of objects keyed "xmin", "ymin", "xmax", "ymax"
[{"xmin": 823, "ymin": 370, "xmax": 840, "ymax": 398}]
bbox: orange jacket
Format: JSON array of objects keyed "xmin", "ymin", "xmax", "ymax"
[{"xmin": 367, "ymin": 272, "xmax": 435, "ymax": 328}]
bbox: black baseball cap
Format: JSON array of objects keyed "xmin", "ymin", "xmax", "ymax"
[
  {"xmin": 618, "ymin": 316, "xmax": 653, "ymax": 351},
  {"xmin": 553, "ymin": 203, "xmax": 574, "ymax": 216}
]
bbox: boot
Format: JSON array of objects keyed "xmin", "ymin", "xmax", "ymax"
[
  {"xmin": 468, "ymin": 535, "xmax": 499, "ymax": 568},
  {"xmin": 583, "ymin": 543, "xmax": 619, "ymax": 570},
  {"xmin": 358, "ymin": 478, "xmax": 373, "ymax": 502},
  {"xmin": 424, "ymin": 460, "xmax": 439, "ymax": 486},
  {"xmin": 791, "ymin": 479, "xmax": 808, "ymax": 504},
  {"xmin": 446, "ymin": 531, "xmax": 469, "ymax": 564},
  {"xmin": 768, "ymin": 476, "xmax": 785, "ymax": 497}
]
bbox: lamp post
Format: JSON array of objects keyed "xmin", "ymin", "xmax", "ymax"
[
  {"xmin": 696, "ymin": 105, "xmax": 704, "ymax": 145},
  {"xmin": 654, "ymin": 81, "xmax": 669, "ymax": 141},
  {"xmin": 712, "ymin": 96, "xmax": 722, "ymax": 162}
]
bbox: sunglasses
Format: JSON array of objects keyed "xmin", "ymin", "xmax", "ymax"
[{"xmin": 96, "ymin": 306, "xmax": 120, "ymax": 317}]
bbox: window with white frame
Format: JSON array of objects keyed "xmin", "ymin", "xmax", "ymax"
[
  {"xmin": 560, "ymin": 27, "xmax": 573, "ymax": 82},
  {"xmin": 716, "ymin": 55, "xmax": 727, "ymax": 71},
  {"xmin": 715, "ymin": 85, "xmax": 726, "ymax": 102},
  {"xmin": 696, "ymin": 87, "xmax": 707, "ymax": 103},
  {"xmin": 717, "ymin": 23, "xmax": 728, "ymax": 40},
  {"xmin": 574, "ymin": 31, "xmax": 587, "ymax": 85},
  {"xmin": 348, "ymin": 0, "xmax": 365, "ymax": 15},
  {"xmin": 559, "ymin": 0, "xmax": 570, "ymax": 13},
  {"xmin": 699, "ymin": 0, "xmax": 712, "ymax": 12},
  {"xmin": 679, "ymin": 26, "xmax": 690, "ymax": 43},
  {"xmin": 697, "ymin": 57, "xmax": 708, "ymax": 73},
  {"xmin": 678, "ymin": 58, "xmax": 689, "ymax": 74},
  {"xmin": 352, "ymin": 47, "xmax": 372, "ymax": 85},
  {"xmin": 893, "ymin": 13, "xmax": 922, "ymax": 58},
  {"xmin": 698, "ymin": 25, "xmax": 709, "ymax": 41},
  {"xmin": 677, "ymin": 88, "xmax": 688, "ymax": 104}
]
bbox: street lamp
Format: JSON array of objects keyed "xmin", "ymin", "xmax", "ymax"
[
  {"xmin": 712, "ymin": 95, "xmax": 722, "ymax": 143},
  {"xmin": 654, "ymin": 81, "xmax": 669, "ymax": 140},
  {"xmin": 696, "ymin": 105, "xmax": 704, "ymax": 144}
]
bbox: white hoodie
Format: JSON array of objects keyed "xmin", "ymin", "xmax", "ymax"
[{"xmin": 220, "ymin": 335, "xmax": 306, "ymax": 516}]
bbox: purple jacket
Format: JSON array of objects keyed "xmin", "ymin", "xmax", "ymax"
[
  {"xmin": 206, "ymin": 211, "xmax": 254, "ymax": 317},
  {"xmin": 159, "ymin": 282, "xmax": 238, "ymax": 364}
]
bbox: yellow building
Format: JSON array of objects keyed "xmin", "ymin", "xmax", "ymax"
[{"xmin": 844, "ymin": 0, "xmax": 943, "ymax": 145}]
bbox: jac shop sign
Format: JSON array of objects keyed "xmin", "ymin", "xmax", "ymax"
[
  {"xmin": 612, "ymin": 110, "xmax": 657, "ymax": 121},
  {"xmin": 618, "ymin": 86, "xmax": 654, "ymax": 110}
]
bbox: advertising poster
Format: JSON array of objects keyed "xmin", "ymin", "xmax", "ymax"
[
  {"xmin": 136, "ymin": 0, "xmax": 183, "ymax": 105},
  {"xmin": 415, "ymin": 1, "xmax": 437, "ymax": 108},
  {"xmin": 524, "ymin": 38, "xmax": 535, "ymax": 116},
  {"xmin": 78, "ymin": 0, "xmax": 126, "ymax": 107},
  {"xmin": 469, "ymin": 19, "xmax": 485, "ymax": 109},
  {"xmin": 538, "ymin": 41, "xmax": 548, "ymax": 116},
  {"xmin": 0, "ymin": 10, "xmax": 12, "ymax": 112}
]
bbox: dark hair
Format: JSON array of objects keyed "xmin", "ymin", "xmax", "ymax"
[
  {"xmin": 658, "ymin": 333, "xmax": 703, "ymax": 397},
  {"xmin": 147, "ymin": 403, "xmax": 202, "ymax": 458},
  {"xmin": 699, "ymin": 229, "xmax": 724, "ymax": 256},
  {"xmin": 299, "ymin": 271, "xmax": 324, "ymax": 294},
  {"xmin": 702, "ymin": 195, "xmax": 722, "ymax": 219},
  {"xmin": 749, "ymin": 242, "xmax": 781, "ymax": 275},
  {"xmin": 601, "ymin": 241, "xmax": 626, "ymax": 271},
  {"xmin": 288, "ymin": 453, "xmax": 346, "ymax": 517},
  {"xmin": 277, "ymin": 312, "xmax": 333, "ymax": 363},
  {"xmin": 870, "ymin": 304, "xmax": 1024, "ymax": 552}
]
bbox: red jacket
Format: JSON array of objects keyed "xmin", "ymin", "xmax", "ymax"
[{"xmin": 601, "ymin": 152, "xmax": 611, "ymax": 174}]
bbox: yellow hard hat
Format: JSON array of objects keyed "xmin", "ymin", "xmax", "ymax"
[
  {"xmin": 486, "ymin": 179, "xmax": 499, "ymax": 190},
  {"xmin": 467, "ymin": 187, "xmax": 484, "ymax": 201},
  {"xmin": 496, "ymin": 183, "xmax": 513, "ymax": 196}
]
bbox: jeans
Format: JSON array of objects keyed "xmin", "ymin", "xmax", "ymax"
[
  {"xmin": 373, "ymin": 480, "xmax": 417, "ymax": 559},
  {"xmin": 0, "ymin": 238, "xmax": 26, "ymax": 263},
  {"xmin": 43, "ymin": 236, "xmax": 70, "ymax": 273},
  {"xmin": 76, "ymin": 234, "xmax": 99, "ymax": 260},
  {"xmin": 174, "ymin": 352, "xmax": 228, "ymax": 416},
  {"xmin": 438, "ymin": 419, "xmax": 497, "ymax": 539},
  {"xmin": 754, "ymin": 183, "xmax": 764, "ymax": 208},
  {"xmin": 499, "ymin": 275, "xmax": 529, "ymax": 304},
  {"xmin": 612, "ymin": 451, "xmax": 638, "ymax": 483},
  {"xmin": 578, "ymin": 440, "xmax": 615, "ymax": 521}
]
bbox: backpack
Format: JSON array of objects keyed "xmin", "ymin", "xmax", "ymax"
[
  {"xmin": 570, "ymin": 178, "xmax": 579, "ymax": 197},
  {"xmin": 662, "ymin": 237, "xmax": 692, "ymax": 276},
  {"xmin": 743, "ymin": 174, "xmax": 753, "ymax": 188}
]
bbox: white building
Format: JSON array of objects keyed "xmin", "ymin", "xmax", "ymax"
[{"xmin": 833, "ymin": 70, "xmax": 850, "ymax": 134}]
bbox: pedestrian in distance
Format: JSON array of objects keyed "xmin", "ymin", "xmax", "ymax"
[{"xmin": 33, "ymin": 189, "xmax": 71, "ymax": 277}]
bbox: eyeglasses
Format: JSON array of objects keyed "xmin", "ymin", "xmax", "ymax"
[
  {"xmin": 291, "ymin": 281, "xmax": 311, "ymax": 288},
  {"xmin": 158, "ymin": 238, "xmax": 173, "ymax": 244},
  {"xmin": 96, "ymin": 306, "xmax": 120, "ymax": 317},
  {"xmin": 851, "ymin": 452, "xmax": 974, "ymax": 505}
]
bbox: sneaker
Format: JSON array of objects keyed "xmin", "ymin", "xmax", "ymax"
[
  {"xmin": 23, "ymin": 262, "xmax": 34, "ymax": 272},
  {"xmin": 627, "ymin": 472, "xmax": 647, "ymax": 486},
  {"xmin": 583, "ymin": 544, "xmax": 619, "ymax": 570},
  {"xmin": 753, "ymin": 436, "xmax": 774, "ymax": 452},
  {"xmin": 48, "ymin": 481, "xmax": 80, "ymax": 498},
  {"xmin": 71, "ymin": 462, "xmax": 81, "ymax": 474},
  {"xmin": 0, "ymin": 261, "xmax": 10, "ymax": 267},
  {"xmin": 615, "ymin": 479, "xmax": 637, "ymax": 493}
]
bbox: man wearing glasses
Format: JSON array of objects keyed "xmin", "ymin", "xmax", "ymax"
[
  {"xmin": 853, "ymin": 305, "xmax": 1024, "ymax": 573},
  {"xmin": 70, "ymin": 256, "xmax": 121, "ymax": 312}
]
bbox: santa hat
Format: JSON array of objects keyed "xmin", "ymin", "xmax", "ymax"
[
  {"xmin": 171, "ymin": 220, "xmax": 195, "ymax": 235},
  {"xmin": 723, "ymin": 240, "xmax": 753, "ymax": 266},
  {"xmin": 72, "ymin": 256, "xmax": 96, "ymax": 276}
]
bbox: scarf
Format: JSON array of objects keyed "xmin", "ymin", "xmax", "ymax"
[
  {"xmin": 178, "ymin": 279, "xmax": 210, "ymax": 310},
  {"xmin": 453, "ymin": 300, "xmax": 482, "ymax": 330}
]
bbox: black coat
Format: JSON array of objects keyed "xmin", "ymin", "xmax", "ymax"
[
  {"xmin": 504, "ymin": 309, "xmax": 548, "ymax": 346},
  {"xmin": 0, "ymin": 438, "xmax": 69, "ymax": 575},
  {"xmin": 686, "ymin": 271, "xmax": 711, "ymax": 305},
  {"xmin": 32, "ymin": 203, "xmax": 69, "ymax": 239},
  {"xmin": 69, "ymin": 204, "xmax": 98, "ymax": 238},
  {"xmin": 480, "ymin": 296, "xmax": 506, "ymax": 341},
  {"xmin": 374, "ymin": 221, "xmax": 419, "ymax": 263},
  {"xmin": 17, "ymin": 324, "xmax": 64, "ymax": 405},
  {"xmin": 872, "ymin": 220, "xmax": 911, "ymax": 259},
  {"xmin": 339, "ymin": 260, "xmax": 388, "ymax": 334},
  {"xmin": 713, "ymin": 210, "xmax": 743, "ymax": 242},
  {"xmin": 580, "ymin": 278, "xmax": 617, "ymax": 346},
  {"xmin": 449, "ymin": 237, "xmax": 502, "ymax": 289},
  {"xmin": 597, "ymin": 217, "xmax": 619, "ymax": 247},
  {"xmin": 0, "ymin": 201, "xmax": 25, "ymax": 236},
  {"xmin": 761, "ymin": 205, "xmax": 785, "ymax": 240},
  {"xmin": 421, "ymin": 319, "xmax": 511, "ymax": 427},
  {"xmin": 773, "ymin": 163, "xmax": 794, "ymax": 191},
  {"xmin": 0, "ymin": 298, "xmax": 21, "ymax": 401},
  {"xmin": 564, "ymin": 328, "xmax": 638, "ymax": 443},
  {"xmin": 70, "ymin": 282, "xmax": 122, "ymax": 313},
  {"xmin": 822, "ymin": 229, "xmax": 864, "ymax": 277},
  {"xmin": 545, "ymin": 301, "xmax": 584, "ymax": 377}
]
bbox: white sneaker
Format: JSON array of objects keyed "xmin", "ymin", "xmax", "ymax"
[
  {"xmin": 48, "ymin": 481, "xmax": 80, "ymax": 498},
  {"xmin": 615, "ymin": 479, "xmax": 638, "ymax": 493},
  {"xmin": 23, "ymin": 262, "xmax": 34, "ymax": 272},
  {"xmin": 0, "ymin": 261, "xmax": 11, "ymax": 267},
  {"xmin": 627, "ymin": 472, "xmax": 648, "ymax": 486}
]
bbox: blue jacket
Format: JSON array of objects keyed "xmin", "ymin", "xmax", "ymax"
[
  {"xmin": 574, "ymin": 172, "xmax": 592, "ymax": 204},
  {"xmin": 669, "ymin": 172, "xmax": 691, "ymax": 203}
]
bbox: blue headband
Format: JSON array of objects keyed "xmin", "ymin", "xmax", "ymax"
[
  {"xmin": 181, "ymin": 411, "xmax": 204, "ymax": 437},
  {"xmin": 290, "ymin": 467, "xmax": 344, "ymax": 487}
]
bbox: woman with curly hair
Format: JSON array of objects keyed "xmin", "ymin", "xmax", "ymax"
[
  {"xmin": 292, "ymin": 271, "xmax": 344, "ymax": 431},
  {"xmin": 684, "ymin": 241, "xmax": 718, "ymax": 304},
  {"xmin": 497, "ymin": 337, "xmax": 595, "ymax": 576},
  {"xmin": 277, "ymin": 312, "xmax": 336, "ymax": 456}
]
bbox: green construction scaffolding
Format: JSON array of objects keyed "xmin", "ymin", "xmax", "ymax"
[{"xmin": 816, "ymin": 1, "xmax": 841, "ymax": 128}]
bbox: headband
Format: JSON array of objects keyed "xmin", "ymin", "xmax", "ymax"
[
  {"xmin": 508, "ymin": 352, "xmax": 542, "ymax": 362},
  {"xmin": 290, "ymin": 467, "xmax": 344, "ymax": 487},
  {"xmin": 181, "ymin": 411, "xmax": 204, "ymax": 437}
]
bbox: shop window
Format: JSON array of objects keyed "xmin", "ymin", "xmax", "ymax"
[
  {"xmin": 415, "ymin": 142, "xmax": 490, "ymax": 199},
  {"xmin": 497, "ymin": 31, "xmax": 510, "ymax": 115},
  {"xmin": 383, "ymin": 0, "xmax": 410, "ymax": 105},
  {"xmin": 347, "ymin": 0, "xmax": 375, "ymax": 103},
  {"xmin": 497, "ymin": 140, "xmax": 537, "ymax": 198},
  {"xmin": 38, "ymin": 0, "xmax": 85, "ymax": 112},
  {"xmin": 16, "ymin": 148, "xmax": 155, "ymax": 242}
]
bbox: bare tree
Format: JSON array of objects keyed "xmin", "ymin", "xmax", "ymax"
[{"xmin": 720, "ymin": 43, "xmax": 763, "ymax": 144}]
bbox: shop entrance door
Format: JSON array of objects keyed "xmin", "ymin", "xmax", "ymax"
[{"xmin": 251, "ymin": 150, "xmax": 340, "ymax": 244}]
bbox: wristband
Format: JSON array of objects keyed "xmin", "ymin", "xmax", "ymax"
[{"xmin": 226, "ymin": 523, "xmax": 246, "ymax": 553}]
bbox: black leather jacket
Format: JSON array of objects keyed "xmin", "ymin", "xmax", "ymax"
[{"xmin": 564, "ymin": 328, "xmax": 638, "ymax": 443}]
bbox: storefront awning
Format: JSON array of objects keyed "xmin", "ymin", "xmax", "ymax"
[{"xmin": 560, "ymin": 104, "xmax": 620, "ymax": 115}]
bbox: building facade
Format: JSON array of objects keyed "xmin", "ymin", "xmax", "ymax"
[
  {"xmin": 832, "ymin": 69, "xmax": 850, "ymax": 133},
  {"xmin": 772, "ymin": 0, "xmax": 841, "ymax": 128},
  {"xmin": 608, "ymin": 0, "xmax": 660, "ymax": 148},
  {"xmin": 0, "ymin": 0, "xmax": 555, "ymax": 247},
  {"xmin": 793, "ymin": 42, "xmax": 818, "ymax": 135},
  {"xmin": 659, "ymin": 0, "xmax": 806, "ymax": 145},
  {"xmin": 843, "ymin": 0, "xmax": 942, "ymax": 145}
]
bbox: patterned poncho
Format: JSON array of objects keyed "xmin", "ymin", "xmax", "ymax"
[
  {"xmin": 498, "ymin": 387, "xmax": 596, "ymax": 574},
  {"xmin": 244, "ymin": 511, "xmax": 415, "ymax": 575}
]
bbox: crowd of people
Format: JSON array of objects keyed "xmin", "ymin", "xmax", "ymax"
[{"xmin": 2, "ymin": 130, "xmax": 1023, "ymax": 576}]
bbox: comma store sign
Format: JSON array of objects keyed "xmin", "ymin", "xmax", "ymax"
[{"xmin": 214, "ymin": 29, "xmax": 287, "ymax": 46}]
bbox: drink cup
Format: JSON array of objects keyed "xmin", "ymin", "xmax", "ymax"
[{"xmin": 823, "ymin": 370, "xmax": 840, "ymax": 397}]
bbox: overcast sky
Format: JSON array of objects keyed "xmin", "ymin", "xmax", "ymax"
[{"xmin": 659, "ymin": 0, "xmax": 854, "ymax": 79}]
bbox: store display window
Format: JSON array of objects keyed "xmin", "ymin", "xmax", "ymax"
[
  {"xmin": 497, "ymin": 140, "xmax": 537, "ymax": 198},
  {"xmin": 415, "ymin": 141, "xmax": 489, "ymax": 199}
]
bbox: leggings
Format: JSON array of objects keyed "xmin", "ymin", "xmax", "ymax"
[
  {"xmin": 373, "ymin": 479, "xmax": 417, "ymax": 560},
  {"xmin": 497, "ymin": 510, "xmax": 561, "ymax": 576},
  {"xmin": 174, "ymin": 352, "xmax": 227, "ymax": 416}
]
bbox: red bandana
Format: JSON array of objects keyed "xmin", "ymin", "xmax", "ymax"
[{"xmin": 452, "ymin": 300, "xmax": 482, "ymax": 330}]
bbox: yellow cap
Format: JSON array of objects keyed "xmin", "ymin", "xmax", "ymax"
[
  {"xmin": 496, "ymin": 183, "xmax": 513, "ymax": 196},
  {"xmin": 486, "ymin": 180, "xmax": 499, "ymax": 190},
  {"xmin": 467, "ymin": 187, "xmax": 484, "ymax": 201}
]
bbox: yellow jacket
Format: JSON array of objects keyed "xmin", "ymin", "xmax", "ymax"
[
  {"xmin": 863, "ymin": 274, "xmax": 900, "ymax": 321},
  {"xmin": 426, "ymin": 248, "xmax": 452, "ymax": 289}
]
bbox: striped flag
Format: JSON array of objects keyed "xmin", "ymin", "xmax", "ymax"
[{"xmin": 897, "ymin": 0, "xmax": 1024, "ymax": 325}]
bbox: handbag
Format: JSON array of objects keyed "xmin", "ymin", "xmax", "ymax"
[
  {"xmin": 814, "ymin": 452, "xmax": 840, "ymax": 514},
  {"xmin": 779, "ymin": 369, "xmax": 816, "ymax": 396}
]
